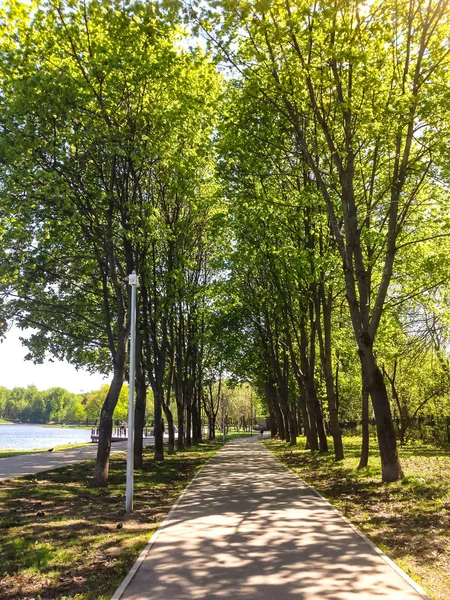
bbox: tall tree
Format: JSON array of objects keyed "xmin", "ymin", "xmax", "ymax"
[
  {"xmin": 0, "ymin": 0, "xmax": 219, "ymax": 480},
  {"xmin": 201, "ymin": 0, "xmax": 450, "ymax": 481}
]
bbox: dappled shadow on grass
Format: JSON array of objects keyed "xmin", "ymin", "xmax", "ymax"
[
  {"xmin": 398, "ymin": 443, "xmax": 450, "ymax": 458},
  {"xmin": 0, "ymin": 442, "xmax": 218, "ymax": 600},
  {"xmin": 265, "ymin": 437, "xmax": 450, "ymax": 599}
]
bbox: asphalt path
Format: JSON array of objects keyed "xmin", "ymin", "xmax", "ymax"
[
  {"xmin": 0, "ymin": 438, "xmax": 156, "ymax": 481},
  {"xmin": 113, "ymin": 438, "xmax": 430, "ymax": 600}
]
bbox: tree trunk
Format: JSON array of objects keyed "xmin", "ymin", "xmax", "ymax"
[
  {"xmin": 270, "ymin": 340, "xmax": 293, "ymax": 443},
  {"xmin": 299, "ymin": 319, "xmax": 323, "ymax": 451},
  {"xmin": 93, "ymin": 366, "xmax": 125, "ymax": 486},
  {"xmin": 318, "ymin": 285, "xmax": 344, "ymax": 460},
  {"xmin": 208, "ymin": 413, "xmax": 215, "ymax": 440},
  {"xmin": 382, "ymin": 361, "xmax": 405, "ymax": 445},
  {"xmin": 203, "ymin": 387, "xmax": 213, "ymax": 441},
  {"xmin": 296, "ymin": 402, "xmax": 303, "ymax": 436},
  {"xmin": 134, "ymin": 355, "xmax": 147, "ymax": 470},
  {"xmin": 266, "ymin": 386, "xmax": 278, "ymax": 439},
  {"xmin": 280, "ymin": 404, "xmax": 290, "ymax": 441},
  {"xmin": 175, "ymin": 346, "xmax": 185, "ymax": 451},
  {"xmin": 313, "ymin": 392, "xmax": 328, "ymax": 453},
  {"xmin": 163, "ymin": 402, "xmax": 175, "ymax": 455},
  {"xmin": 358, "ymin": 381, "xmax": 369, "ymax": 469},
  {"xmin": 212, "ymin": 410, "xmax": 218, "ymax": 439},
  {"xmin": 269, "ymin": 410, "xmax": 277, "ymax": 438},
  {"xmin": 195, "ymin": 367, "xmax": 203, "ymax": 443},
  {"xmin": 192, "ymin": 398, "xmax": 199, "ymax": 446},
  {"xmin": 177, "ymin": 407, "xmax": 185, "ymax": 449},
  {"xmin": 360, "ymin": 346, "xmax": 403, "ymax": 482},
  {"xmin": 177, "ymin": 398, "xmax": 185, "ymax": 451},
  {"xmin": 153, "ymin": 387, "xmax": 164, "ymax": 461},
  {"xmin": 307, "ymin": 303, "xmax": 328, "ymax": 454},
  {"xmin": 197, "ymin": 391, "xmax": 203, "ymax": 442},
  {"xmin": 140, "ymin": 283, "xmax": 168, "ymax": 464},
  {"xmin": 190, "ymin": 352, "xmax": 201, "ymax": 445},
  {"xmin": 267, "ymin": 380, "xmax": 285, "ymax": 439},
  {"xmin": 164, "ymin": 356, "xmax": 175, "ymax": 455},
  {"xmin": 185, "ymin": 396, "xmax": 192, "ymax": 447},
  {"xmin": 288, "ymin": 412, "xmax": 297, "ymax": 446},
  {"xmin": 288, "ymin": 340, "xmax": 314, "ymax": 449},
  {"xmin": 191, "ymin": 380, "xmax": 202, "ymax": 446}
]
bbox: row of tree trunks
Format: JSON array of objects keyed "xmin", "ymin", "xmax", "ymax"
[
  {"xmin": 298, "ymin": 314, "xmax": 328, "ymax": 453},
  {"xmin": 257, "ymin": 300, "xmax": 333, "ymax": 454},
  {"xmin": 249, "ymin": 3, "xmax": 414, "ymax": 480},
  {"xmin": 258, "ymin": 281, "xmax": 345, "ymax": 460},
  {"xmin": 173, "ymin": 302, "xmax": 206, "ymax": 449}
]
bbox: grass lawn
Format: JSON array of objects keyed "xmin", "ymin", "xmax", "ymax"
[
  {"xmin": 217, "ymin": 430, "xmax": 259, "ymax": 441},
  {"xmin": 0, "ymin": 419, "xmax": 12, "ymax": 424},
  {"xmin": 265, "ymin": 436, "xmax": 450, "ymax": 600},
  {"xmin": 42, "ymin": 424, "xmax": 92, "ymax": 430},
  {"xmin": 0, "ymin": 441, "xmax": 220, "ymax": 600}
]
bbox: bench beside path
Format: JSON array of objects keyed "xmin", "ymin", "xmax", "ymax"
[{"xmin": 114, "ymin": 438, "xmax": 430, "ymax": 600}]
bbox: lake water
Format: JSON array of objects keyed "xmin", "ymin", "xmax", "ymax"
[{"xmin": 0, "ymin": 424, "xmax": 92, "ymax": 451}]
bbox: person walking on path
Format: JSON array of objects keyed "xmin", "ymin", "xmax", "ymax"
[{"xmin": 112, "ymin": 438, "xmax": 430, "ymax": 600}]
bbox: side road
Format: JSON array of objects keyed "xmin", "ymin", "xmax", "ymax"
[
  {"xmin": 0, "ymin": 440, "xmax": 134, "ymax": 481},
  {"xmin": 113, "ymin": 438, "xmax": 430, "ymax": 600}
]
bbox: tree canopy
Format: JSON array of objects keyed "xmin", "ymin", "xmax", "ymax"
[{"xmin": 1, "ymin": 0, "xmax": 450, "ymax": 484}]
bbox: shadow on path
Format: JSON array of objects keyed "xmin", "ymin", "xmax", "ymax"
[{"xmin": 118, "ymin": 439, "xmax": 429, "ymax": 600}]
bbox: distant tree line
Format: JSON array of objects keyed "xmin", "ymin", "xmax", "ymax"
[{"xmin": 0, "ymin": 384, "xmax": 132, "ymax": 425}]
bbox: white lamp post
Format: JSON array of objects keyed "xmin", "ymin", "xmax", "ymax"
[
  {"xmin": 126, "ymin": 271, "xmax": 139, "ymax": 513},
  {"xmin": 222, "ymin": 400, "xmax": 227, "ymax": 442}
]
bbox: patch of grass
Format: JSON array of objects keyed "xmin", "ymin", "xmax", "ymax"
[
  {"xmin": 215, "ymin": 431, "xmax": 258, "ymax": 441},
  {"xmin": 0, "ymin": 440, "xmax": 221, "ymax": 599},
  {"xmin": 264, "ymin": 436, "xmax": 450, "ymax": 600},
  {"xmin": 0, "ymin": 419, "xmax": 12, "ymax": 424},
  {"xmin": 42, "ymin": 424, "xmax": 92, "ymax": 430}
]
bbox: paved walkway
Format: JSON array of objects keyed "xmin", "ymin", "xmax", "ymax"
[
  {"xmin": 114, "ymin": 438, "xmax": 429, "ymax": 600},
  {"xmin": 0, "ymin": 435, "xmax": 178, "ymax": 481},
  {"xmin": 0, "ymin": 440, "xmax": 134, "ymax": 481}
]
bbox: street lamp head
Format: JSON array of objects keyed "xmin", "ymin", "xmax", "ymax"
[{"xmin": 127, "ymin": 272, "xmax": 140, "ymax": 287}]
